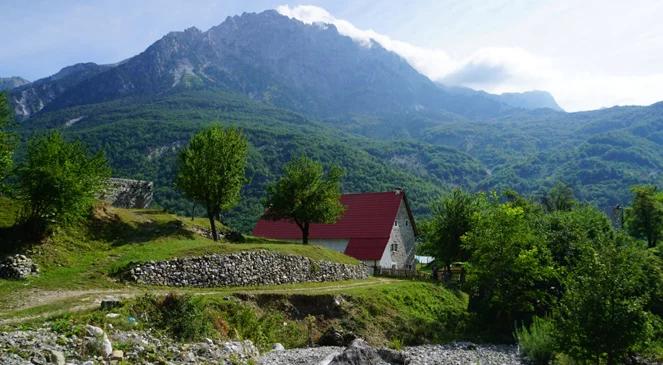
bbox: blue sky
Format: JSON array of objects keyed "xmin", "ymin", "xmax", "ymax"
[{"xmin": 2, "ymin": 0, "xmax": 663, "ymax": 111}]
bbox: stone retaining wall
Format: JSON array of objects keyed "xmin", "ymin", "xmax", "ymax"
[{"xmin": 122, "ymin": 250, "xmax": 369, "ymax": 287}]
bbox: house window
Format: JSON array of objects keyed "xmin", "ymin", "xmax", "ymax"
[
  {"xmin": 391, "ymin": 244, "xmax": 398, "ymax": 252},
  {"xmin": 394, "ymin": 220, "xmax": 398, "ymax": 227},
  {"xmin": 405, "ymin": 220, "xmax": 408, "ymax": 226},
  {"xmin": 406, "ymin": 264, "xmax": 412, "ymax": 270}
]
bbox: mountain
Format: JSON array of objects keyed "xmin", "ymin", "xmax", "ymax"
[
  {"xmin": 495, "ymin": 90, "xmax": 563, "ymax": 111},
  {"xmin": 11, "ymin": 63, "xmax": 111, "ymax": 118},
  {"xmin": 0, "ymin": 76, "xmax": 30, "ymax": 91},
  {"xmin": 10, "ymin": 10, "xmax": 513, "ymax": 121},
  {"xmin": 10, "ymin": 10, "xmax": 663, "ymax": 227}
]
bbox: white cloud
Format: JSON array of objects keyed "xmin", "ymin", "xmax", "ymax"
[
  {"xmin": 277, "ymin": 5, "xmax": 456, "ymax": 80},
  {"xmin": 277, "ymin": 4, "xmax": 663, "ymax": 112}
]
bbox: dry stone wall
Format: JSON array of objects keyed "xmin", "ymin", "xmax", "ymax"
[{"xmin": 122, "ymin": 250, "xmax": 369, "ymax": 287}]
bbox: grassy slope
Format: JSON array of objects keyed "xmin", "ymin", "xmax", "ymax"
[
  {"xmin": 0, "ymin": 198, "xmax": 472, "ymax": 350},
  {"xmin": 0, "ymin": 199, "xmax": 357, "ymax": 308}
]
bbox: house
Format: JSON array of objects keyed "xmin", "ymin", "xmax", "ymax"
[{"xmin": 252, "ymin": 189, "xmax": 417, "ymax": 270}]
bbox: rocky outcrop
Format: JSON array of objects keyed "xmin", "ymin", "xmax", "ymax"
[
  {"xmin": 122, "ymin": 250, "xmax": 368, "ymax": 287},
  {"xmin": 329, "ymin": 339, "xmax": 410, "ymax": 365},
  {"xmin": 0, "ymin": 254, "xmax": 38, "ymax": 279},
  {"xmin": 0, "ymin": 76, "xmax": 30, "ymax": 91},
  {"xmin": 103, "ymin": 178, "xmax": 153, "ymax": 209}
]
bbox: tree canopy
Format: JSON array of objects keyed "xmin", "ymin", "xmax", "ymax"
[
  {"xmin": 626, "ymin": 185, "xmax": 663, "ymax": 248},
  {"xmin": 15, "ymin": 131, "xmax": 110, "ymax": 233},
  {"xmin": 420, "ymin": 189, "xmax": 481, "ymax": 271},
  {"xmin": 175, "ymin": 125, "xmax": 248, "ymax": 241},
  {"xmin": 462, "ymin": 194, "xmax": 559, "ymax": 333},
  {"xmin": 555, "ymin": 237, "xmax": 654, "ymax": 364},
  {"xmin": 262, "ymin": 155, "xmax": 344, "ymax": 244}
]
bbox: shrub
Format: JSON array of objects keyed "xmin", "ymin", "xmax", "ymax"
[
  {"xmin": 130, "ymin": 293, "xmax": 213, "ymax": 341},
  {"xmin": 14, "ymin": 131, "xmax": 110, "ymax": 234},
  {"xmin": 515, "ymin": 316, "xmax": 556, "ymax": 365}
]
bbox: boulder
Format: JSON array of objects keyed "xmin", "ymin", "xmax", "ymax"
[
  {"xmin": 318, "ymin": 327, "xmax": 357, "ymax": 347},
  {"xmin": 100, "ymin": 298, "xmax": 122, "ymax": 310},
  {"xmin": 47, "ymin": 349, "xmax": 65, "ymax": 365},
  {"xmin": 377, "ymin": 348, "xmax": 411, "ymax": 365},
  {"xmin": 329, "ymin": 339, "xmax": 411, "ymax": 365},
  {"xmin": 85, "ymin": 325, "xmax": 113, "ymax": 358},
  {"xmin": 329, "ymin": 339, "xmax": 386, "ymax": 365},
  {"xmin": 272, "ymin": 343, "xmax": 285, "ymax": 351}
]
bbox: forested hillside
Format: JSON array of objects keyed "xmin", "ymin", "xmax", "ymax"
[{"xmin": 20, "ymin": 90, "xmax": 487, "ymax": 230}]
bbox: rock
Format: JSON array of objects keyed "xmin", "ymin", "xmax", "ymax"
[
  {"xmin": 47, "ymin": 349, "xmax": 65, "ymax": 365},
  {"xmin": 101, "ymin": 298, "xmax": 122, "ymax": 310},
  {"xmin": 377, "ymin": 348, "xmax": 410, "ymax": 364},
  {"xmin": 329, "ymin": 339, "xmax": 386, "ymax": 365},
  {"xmin": 272, "ymin": 343, "xmax": 285, "ymax": 351},
  {"xmin": 111, "ymin": 349, "xmax": 124, "ymax": 360},
  {"xmin": 0, "ymin": 254, "xmax": 38, "ymax": 279},
  {"xmin": 105, "ymin": 313, "xmax": 120, "ymax": 319},
  {"xmin": 318, "ymin": 327, "xmax": 356, "ymax": 347},
  {"xmin": 85, "ymin": 325, "xmax": 113, "ymax": 358},
  {"xmin": 222, "ymin": 340, "xmax": 260, "ymax": 360},
  {"xmin": 225, "ymin": 230, "xmax": 245, "ymax": 243}
]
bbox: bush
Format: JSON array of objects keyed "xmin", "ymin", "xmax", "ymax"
[
  {"xmin": 555, "ymin": 240, "xmax": 653, "ymax": 364},
  {"xmin": 14, "ymin": 131, "xmax": 110, "ymax": 234},
  {"xmin": 515, "ymin": 316, "xmax": 556, "ymax": 365},
  {"xmin": 130, "ymin": 293, "xmax": 213, "ymax": 341}
]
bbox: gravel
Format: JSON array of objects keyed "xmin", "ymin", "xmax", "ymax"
[
  {"xmin": 258, "ymin": 342, "xmax": 523, "ymax": 365},
  {"xmin": 403, "ymin": 343, "xmax": 522, "ymax": 365},
  {"xmin": 259, "ymin": 346, "xmax": 345, "ymax": 365},
  {"xmin": 0, "ymin": 325, "xmax": 524, "ymax": 365}
]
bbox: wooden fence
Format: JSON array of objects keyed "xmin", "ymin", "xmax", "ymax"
[
  {"xmin": 373, "ymin": 267, "xmax": 432, "ymax": 280},
  {"xmin": 373, "ymin": 266, "xmax": 465, "ymax": 284}
]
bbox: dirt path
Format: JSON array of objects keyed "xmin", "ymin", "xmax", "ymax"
[{"xmin": 0, "ymin": 278, "xmax": 398, "ymax": 326}]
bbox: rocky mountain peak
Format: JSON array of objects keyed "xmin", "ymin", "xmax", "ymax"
[{"xmin": 0, "ymin": 76, "xmax": 30, "ymax": 91}]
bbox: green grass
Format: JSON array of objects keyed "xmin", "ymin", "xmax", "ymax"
[
  {"xmin": 0, "ymin": 201, "xmax": 358, "ymax": 309},
  {"xmin": 1, "ymin": 279, "xmax": 470, "ymax": 350}
]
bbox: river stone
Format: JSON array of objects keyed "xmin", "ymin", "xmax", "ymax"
[{"xmin": 329, "ymin": 339, "xmax": 388, "ymax": 365}]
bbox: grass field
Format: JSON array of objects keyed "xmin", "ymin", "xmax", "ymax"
[{"xmin": 0, "ymin": 199, "xmax": 357, "ymax": 309}]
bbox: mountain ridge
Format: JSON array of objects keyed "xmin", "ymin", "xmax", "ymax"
[
  {"xmin": 0, "ymin": 76, "xmax": 30, "ymax": 91},
  {"xmin": 10, "ymin": 10, "xmax": 523, "ymax": 121}
]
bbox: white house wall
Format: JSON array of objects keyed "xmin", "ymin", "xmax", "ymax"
[
  {"xmin": 281, "ymin": 238, "xmax": 351, "ymax": 253},
  {"xmin": 310, "ymin": 239, "xmax": 350, "ymax": 253}
]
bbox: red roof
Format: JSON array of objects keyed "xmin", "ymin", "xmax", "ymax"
[{"xmin": 252, "ymin": 191, "xmax": 413, "ymax": 260}]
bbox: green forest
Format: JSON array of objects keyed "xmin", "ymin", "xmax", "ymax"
[{"xmin": 16, "ymin": 89, "xmax": 663, "ymax": 231}]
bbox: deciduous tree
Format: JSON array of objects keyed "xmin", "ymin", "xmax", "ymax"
[
  {"xmin": 420, "ymin": 189, "xmax": 481, "ymax": 272},
  {"xmin": 15, "ymin": 132, "xmax": 110, "ymax": 232},
  {"xmin": 263, "ymin": 156, "xmax": 344, "ymax": 244},
  {"xmin": 626, "ymin": 185, "xmax": 663, "ymax": 248},
  {"xmin": 462, "ymin": 197, "xmax": 559, "ymax": 333},
  {"xmin": 175, "ymin": 126, "xmax": 248, "ymax": 241},
  {"xmin": 555, "ymin": 237, "xmax": 653, "ymax": 365}
]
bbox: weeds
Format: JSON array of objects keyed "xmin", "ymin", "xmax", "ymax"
[{"xmin": 515, "ymin": 316, "xmax": 556, "ymax": 365}]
